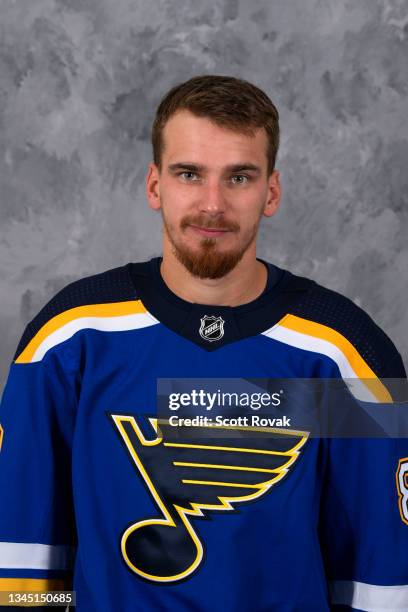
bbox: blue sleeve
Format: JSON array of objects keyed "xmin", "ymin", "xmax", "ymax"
[
  {"xmin": 0, "ymin": 335, "xmax": 78, "ymax": 610},
  {"xmin": 320, "ymin": 436, "xmax": 408, "ymax": 611},
  {"xmin": 320, "ymin": 352, "xmax": 408, "ymax": 611},
  {"xmin": 291, "ymin": 282, "xmax": 408, "ymax": 610}
]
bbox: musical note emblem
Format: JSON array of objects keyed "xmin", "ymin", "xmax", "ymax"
[{"xmin": 110, "ymin": 415, "xmax": 308, "ymax": 583}]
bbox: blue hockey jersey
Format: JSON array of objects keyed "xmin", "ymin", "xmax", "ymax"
[{"xmin": 0, "ymin": 257, "xmax": 407, "ymax": 611}]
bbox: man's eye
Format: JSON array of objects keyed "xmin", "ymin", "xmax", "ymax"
[
  {"xmin": 179, "ymin": 171, "xmax": 199, "ymax": 181},
  {"xmin": 231, "ymin": 175, "xmax": 249, "ymax": 184}
]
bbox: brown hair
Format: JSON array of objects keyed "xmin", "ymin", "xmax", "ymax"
[{"xmin": 151, "ymin": 75, "xmax": 280, "ymax": 176}]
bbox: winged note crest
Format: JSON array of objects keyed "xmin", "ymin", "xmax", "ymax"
[{"xmin": 110, "ymin": 415, "xmax": 308, "ymax": 583}]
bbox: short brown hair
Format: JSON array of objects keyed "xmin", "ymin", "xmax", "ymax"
[{"xmin": 151, "ymin": 75, "xmax": 280, "ymax": 175}]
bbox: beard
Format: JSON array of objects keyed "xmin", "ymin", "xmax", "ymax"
[{"xmin": 161, "ymin": 211, "xmax": 261, "ymax": 279}]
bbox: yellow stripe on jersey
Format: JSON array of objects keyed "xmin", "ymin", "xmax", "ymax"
[
  {"xmin": 0, "ymin": 578, "xmax": 71, "ymax": 602},
  {"xmin": 272, "ymin": 314, "xmax": 392, "ymax": 402},
  {"xmin": 15, "ymin": 300, "xmax": 149, "ymax": 364}
]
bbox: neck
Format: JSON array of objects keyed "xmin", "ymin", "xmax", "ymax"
[{"xmin": 159, "ymin": 242, "xmax": 268, "ymax": 307}]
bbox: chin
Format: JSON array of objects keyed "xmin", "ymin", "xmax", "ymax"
[{"xmin": 172, "ymin": 242, "xmax": 247, "ymax": 280}]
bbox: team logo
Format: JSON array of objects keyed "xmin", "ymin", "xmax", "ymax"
[
  {"xmin": 110, "ymin": 414, "xmax": 308, "ymax": 583},
  {"xmin": 199, "ymin": 315, "xmax": 225, "ymax": 342}
]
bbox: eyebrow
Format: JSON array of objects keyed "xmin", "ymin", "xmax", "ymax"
[{"xmin": 167, "ymin": 162, "xmax": 262, "ymax": 175}]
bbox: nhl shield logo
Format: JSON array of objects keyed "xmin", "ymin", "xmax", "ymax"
[{"xmin": 199, "ymin": 315, "xmax": 225, "ymax": 342}]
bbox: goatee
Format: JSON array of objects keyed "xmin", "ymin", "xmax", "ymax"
[{"xmin": 162, "ymin": 213, "xmax": 259, "ymax": 279}]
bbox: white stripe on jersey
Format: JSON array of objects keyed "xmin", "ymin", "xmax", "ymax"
[
  {"xmin": 0, "ymin": 542, "xmax": 74, "ymax": 570},
  {"xmin": 329, "ymin": 579, "xmax": 408, "ymax": 611},
  {"xmin": 31, "ymin": 312, "xmax": 160, "ymax": 362},
  {"xmin": 262, "ymin": 324, "xmax": 379, "ymax": 402}
]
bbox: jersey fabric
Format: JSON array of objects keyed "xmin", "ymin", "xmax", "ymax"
[{"xmin": 0, "ymin": 256, "xmax": 407, "ymax": 612}]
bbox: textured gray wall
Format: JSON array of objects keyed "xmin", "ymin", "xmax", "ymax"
[{"xmin": 1, "ymin": 0, "xmax": 407, "ymax": 389}]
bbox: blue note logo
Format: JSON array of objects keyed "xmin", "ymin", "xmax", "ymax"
[
  {"xmin": 109, "ymin": 414, "xmax": 308, "ymax": 583},
  {"xmin": 199, "ymin": 315, "xmax": 225, "ymax": 342}
]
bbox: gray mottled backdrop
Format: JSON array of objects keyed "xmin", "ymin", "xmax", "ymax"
[{"xmin": 0, "ymin": 0, "xmax": 407, "ymax": 389}]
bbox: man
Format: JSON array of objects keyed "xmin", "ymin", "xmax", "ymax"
[{"xmin": 0, "ymin": 75, "xmax": 407, "ymax": 611}]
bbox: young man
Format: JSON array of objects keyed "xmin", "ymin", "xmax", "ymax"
[{"xmin": 0, "ymin": 75, "xmax": 407, "ymax": 611}]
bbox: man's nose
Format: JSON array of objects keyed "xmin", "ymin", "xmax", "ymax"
[{"xmin": 199, "ymin": 179, "xmax": 227, "ymax": 215}]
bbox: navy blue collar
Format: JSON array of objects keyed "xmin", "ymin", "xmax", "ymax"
[{"xmin": 127, "ymin": 257, "xmax": 313, "ymax": 351}]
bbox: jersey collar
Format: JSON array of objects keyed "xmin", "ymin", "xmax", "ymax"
[{"xmin": 127, "ymin": 257, "xmax": 311, "ymax": 351}]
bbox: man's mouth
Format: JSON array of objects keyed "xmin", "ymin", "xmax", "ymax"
[{"xmin": 188, "ymin": 225, "xmax": 231, "ymax": 237}]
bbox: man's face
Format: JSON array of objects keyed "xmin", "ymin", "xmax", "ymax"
[{"xmin": 146, "ymin": 110, "xmax": 280, "ymax": 279}]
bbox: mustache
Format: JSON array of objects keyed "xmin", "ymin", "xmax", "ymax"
[{"xmin": 180, "ymin": 215, "xmax": 240, "ymax": 232}]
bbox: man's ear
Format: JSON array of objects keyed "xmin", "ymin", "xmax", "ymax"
[
  {"xmin": 263, "ymin": 170, "xmax": 281, "ymax": 218},
  {"xmin": 146, "ymin": 162, "xmax": 161, "ymax": 211}
]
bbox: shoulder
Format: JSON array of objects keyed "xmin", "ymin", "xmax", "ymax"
[
  {"xmin": 282, "ymin": 271, "xmax": 406, "ymax": 378},
  {"xmin": 13, "ymin": 262, "xmax": 149, "ymax": 363}
]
